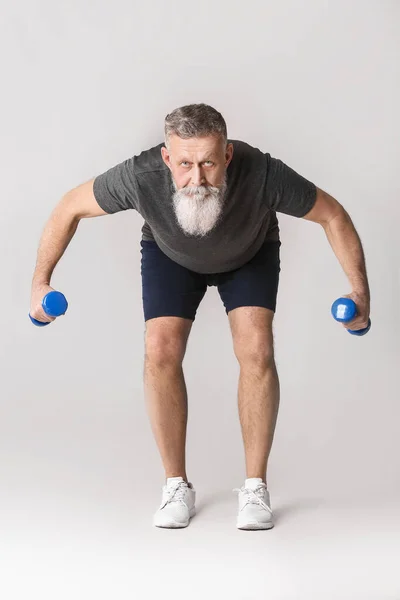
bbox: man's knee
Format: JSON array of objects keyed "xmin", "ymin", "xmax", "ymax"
[
  {"xmin": 229, "ymin": 307, "xmax": 275, "ymax": 369},
  {"xmin": 145, "ymin": 317, "xmax": 191, "ymax": 368},
  {"xmin": 235, "ymin": 339, "xmax": 275, "ymax": 369}
]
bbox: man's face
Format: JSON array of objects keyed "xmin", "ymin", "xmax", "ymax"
[{"xmin": 161, "ymin": 134, "xmax": 233, "ymax": 237}]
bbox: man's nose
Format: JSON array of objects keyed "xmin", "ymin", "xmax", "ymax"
[{"xmin": 191, "ymin": 167, "xmax": 206, "ymax": 187}]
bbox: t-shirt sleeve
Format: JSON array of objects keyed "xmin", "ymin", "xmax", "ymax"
[
  {"xmin": 93, "ymin": 157, "xmax": 138, "ymax": 214},
  {"xmin": 264, "ymin": 154, "xmax": 317, "ymax": 217}
]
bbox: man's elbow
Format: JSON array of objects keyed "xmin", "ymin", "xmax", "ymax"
[
  {"xmin": 55, "ymin": 192, "xmax": 82, "ymax": 223},
  {"xmin": 58, "ymin": 178, "xmax": 105, "ymax": 220},
  {"xmin": 304, "ymin": 187, "xmax": 346, "ymax": 228}
]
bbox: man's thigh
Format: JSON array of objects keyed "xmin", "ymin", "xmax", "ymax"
[
  {"xmin": 217, "ymin": 241, "xmax": 281, "ymax": 316},
  {"xmin": 141, "ymin": 240, "xmax": 207, "ymax": 322}
]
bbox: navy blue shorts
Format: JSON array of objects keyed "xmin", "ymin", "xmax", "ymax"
[{"xmin": 140, "ymin": 240, "xmax": 281, "ymax": 322}]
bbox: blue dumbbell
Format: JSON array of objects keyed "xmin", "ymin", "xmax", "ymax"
[
  {"xmin": 331, "ymin": 297, "xmax": 371, "ymax": 336},
  {"xmin": 29, "ymin": 291, "xmax": 68, "ymax": 327}
]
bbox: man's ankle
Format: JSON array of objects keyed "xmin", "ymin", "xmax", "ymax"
[
  {"xmin": 165, "ymin": 473, "xmax": 188, "ymax": 483},
  {"xmin": 246, "ymin": 475, "xmax": 267, "ymax": 485}
]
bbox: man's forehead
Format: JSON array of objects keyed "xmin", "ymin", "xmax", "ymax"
[
  {"xmin": 176, "ymin": 150, "xmax": 217, "ymax": 161},
  {"xmin": 169, "ymin": 135, "xmax": 223, "ymax": 157}
]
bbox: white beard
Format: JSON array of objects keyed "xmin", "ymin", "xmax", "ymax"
[{"xmin": 171, "ymin": 173, "xmax": 228, "ymax": 237}]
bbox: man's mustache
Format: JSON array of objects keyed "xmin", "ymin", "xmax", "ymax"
[{"xmin": 180, "ymin": 185, "xmax": 210, "ymax": 197}]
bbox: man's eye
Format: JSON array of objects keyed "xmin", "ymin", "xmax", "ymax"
[
  {"xmin": 204, "ymin": 161, "xmax": 214, "ymax": 166},
  {"xmin": 181, "ymin": 161, "xmax": 190, "ymax": 167}
]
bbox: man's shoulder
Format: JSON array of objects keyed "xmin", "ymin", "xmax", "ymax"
[
  {"xmin": 133, "ymin": 142, "xmax": 168, "ymax": 176},
  {"xmin": 229, "ymin": 138, "xmax": 261, "ymax": 151},
  {"xmin": 228, "ymin": 139, "xmax": 269, "ymax": 173}
]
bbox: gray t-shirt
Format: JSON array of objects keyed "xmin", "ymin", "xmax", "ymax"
[{"xmin": 93, "ymin": 139, "xmax": 316, "ymax": 274}]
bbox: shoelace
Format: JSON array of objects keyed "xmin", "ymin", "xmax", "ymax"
[
  {"xmin": 232, "ymin": 484, "xmax": 273, "ymax": 514},
  {"xmin": 160, "ymin": 482, "xmax": 188, "ymax": 509}
]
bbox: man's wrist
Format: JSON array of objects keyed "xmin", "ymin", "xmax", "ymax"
[
  {"xmin": 352, "ymin": 285, "xmax": 370, "ymax": 300},
  {"xmin": 349, "ymin": 276, "xmax": 369, "ymax": 296},
  {"xmin": 32, "ymin": 275, "xmax": 51, "ymax": 287},
  {"xmin": 350, "ymin": 285, "xmax": 370, "ymax": 309}
]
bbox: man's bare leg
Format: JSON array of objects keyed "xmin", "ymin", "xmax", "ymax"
[
  {"xmin": 144, "ymin": 317, "xmax": 192, "ymax": 482},
  {"xmin": 228, "ymin": 307, "xmax": 280, "ymax": 486}
]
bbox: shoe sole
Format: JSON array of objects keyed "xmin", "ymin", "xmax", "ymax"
[
  {"xmin": 237, "ymin": 521, "xmax": 274, "ymax": 530},
  {"xmin": 154, "ymin": 507, "xmax": 196, "ymax": 529}
]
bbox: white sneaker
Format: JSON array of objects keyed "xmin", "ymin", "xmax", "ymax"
[
  {"xmin": 153, "ymin": 476, "xmax": 196, "ymax": 528},
  {"xmin": 234, "ymin": 478, "xmax": 274, "ymax": 530}
]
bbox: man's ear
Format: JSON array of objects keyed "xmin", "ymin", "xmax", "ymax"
[
  {"xmin": 225, "ymin": 142, "xmax": 234, "ymax": 167},
  {"xmin": 161, "ymin": 146, "xmax": 171, "ymax": 169}
]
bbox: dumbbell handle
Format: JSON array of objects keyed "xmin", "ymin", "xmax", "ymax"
[
  {"xmin": 29, "ymin": 291, "xmax": 68, "ymax": 327},
  {"xmin": 331, "ymin": 297, "xmax": 371, "ymax": 336}
]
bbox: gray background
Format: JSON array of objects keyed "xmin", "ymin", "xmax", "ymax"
[{"xmin": 1, "ymin": 1, "xmax": 399, "ymax": 598}]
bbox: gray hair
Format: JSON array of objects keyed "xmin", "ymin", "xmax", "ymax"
[{"xmin": 164, "ymin": 103, "xmax": 227, "ymax": 149}]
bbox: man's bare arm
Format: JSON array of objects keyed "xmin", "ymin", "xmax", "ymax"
[
  {"xmin": 303, "ymin": 187, "xmax": 370, "ymax": 331},
  {"xmin": 30, "ymin": 178, "xmax": 106, "ymax": 322},
  {"xmin": 32, "ymin": 178, "xmax": 105, "ymax": 286}
]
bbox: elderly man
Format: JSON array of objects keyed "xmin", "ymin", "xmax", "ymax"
[{"xmin": 30, "ymin": 103, "xmax": 370, "ymax": 530}]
